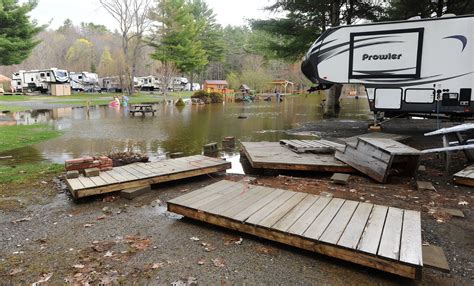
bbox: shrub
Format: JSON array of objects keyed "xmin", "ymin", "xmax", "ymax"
[
  {"xmin": 209, "ymin": 92, "xmax": 223, "ymax": 103},
  {"xmin": 191, "ymin": 90, "xmax": 209, "ymax": 98}
]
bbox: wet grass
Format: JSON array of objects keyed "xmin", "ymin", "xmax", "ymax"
[
  {"xmin": 0, "ymin": 163, "xmax": 63, "ymax": 185},
  {"xmin": 0, "ymin": 124, "xmax": 62, "ymax": 153},
  {"xmin": 0, "ymin": 104, "xmax": 30, "ymax": 112}
]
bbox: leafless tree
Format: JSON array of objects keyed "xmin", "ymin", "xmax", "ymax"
[
  {"xmin": 99, "ymin": 0, "xmax": 153, "ymax": 95},
  {"xmin": 156, "ymin": 61, "xmax": 177, "ymax": 102}
]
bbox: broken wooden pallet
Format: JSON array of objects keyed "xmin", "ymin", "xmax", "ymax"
[
  {"xmin": 241, "ymin": 141, "xmax": 353, "ymax": 173},
  {"xmin": 453, "ymin": 165, "xmax": 474, "ymax": 187},
  {"xmin": 335, "ymin": 137, "xmax": 421, "ymax": 183},
  {"xmin": 168, "ymin": 180, "xmax": 423, "ymax": 279},
  {"xmin": 65, "ymin": 155, "xmax": 231, "ymax": 198},
  {"xmin": 280, "ymin": 139, "xmax": 345, "ymax": 154}
]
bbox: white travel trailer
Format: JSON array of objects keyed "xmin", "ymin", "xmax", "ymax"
[
  {"xmin": 99, "ymin": 76, "xmax": 123, "ymax": 92},
  {"xmin": 169, "ymin": 77, "xmax": 188, "ymax": 91},
  {"xmin": 69, "ymin": 72, "xmax": 100, "ymax": 92},
  {"xmin": 185, "ymin": 82, "xmax": 201, "ymax": 91},
  {"xmin": 136, "ymin": 75, "xmax": 161, "ymax": 91},
  {"xmin": 301, "ymin": 15, "xmax": 474, "ymax": 117},
  {"xmin": 12, "ymin": 68, "xmax": 69, "ymax": 92}
]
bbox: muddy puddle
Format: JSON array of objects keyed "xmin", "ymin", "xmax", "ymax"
[{"xmin": 0, "ymin": 95, "xmax": 371, "ymax": 173}]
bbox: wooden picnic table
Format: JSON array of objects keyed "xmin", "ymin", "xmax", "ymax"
[
  {"xmin": 423, "ymin": 123, "xmax": 474, "ymax": 170},
  {"xmin": 129, "ymin": 104, "xmax": 156, "ymax": 116}
]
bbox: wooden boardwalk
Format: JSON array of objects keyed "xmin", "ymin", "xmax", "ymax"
[
  {"xmin": 66, "ymin": 155, "xmax": 231, "ymax": 198},
  {"xmin": 280, "ymin": 139, "xmax": 345, "ymax": 154},
  {"xmin": 241, "ymin": 141, "xmax": 353, "ymax": 173},
  {"xmin": 168, "ymin": 180, "xmax": 423, "ymax": 279},
  {"xmin": 453, "ymin": 165, "xmax": 474, "ymax": 187}
]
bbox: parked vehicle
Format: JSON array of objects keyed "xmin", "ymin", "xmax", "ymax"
[
  {"xmin": 136, "ymin": 75, "xmax": 161, "ymax": 91},
  {"xmin": 302, "ymin": 14, "xmax": 474, "ymax": 117},
  {"xmin": 12, "ymin": 68, "xmax": 69, "ymax": 93},
  {"xmin": 185, "ymin": 82, "xmax": 201, "ymax": 91},
  {"xmin": 99, "ymin": 76, "xmax": 123, "ymax": 92},
  {"xmin": 169, "ymin": 77, "xmax": 188, "ymax": 91},
  {"xmin": 70, "ymin": 72, "xmax": 100, "ymax": 92}
]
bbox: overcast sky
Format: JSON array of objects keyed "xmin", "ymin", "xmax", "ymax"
[{"xmin": 27, "ymin": 0, "xmax": 275, "ymax": 30}]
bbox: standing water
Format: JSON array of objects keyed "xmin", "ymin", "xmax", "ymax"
[{"xmin": 0, "ymin": 95, "xmax": 371, "ymax": 173}]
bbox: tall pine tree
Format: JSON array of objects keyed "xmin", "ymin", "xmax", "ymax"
[{"xmin": 0, "ymin": 0, "xmax": 42, "ymax": 65}]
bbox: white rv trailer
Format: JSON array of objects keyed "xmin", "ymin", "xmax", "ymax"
[
  {"xmin": 301, "ymin": 15, "xmax": 474, "ymax": 117},
  {"xmin": 69, "ymin": 72, "xmax": 100, "ymax": 92},
  {"xmin": 169, "ymin": 77, "xmax": 188, "ymax": 91},
  {"xmin": 12, "ymin": 68, "xmax": 69, "ymax": 92},
  {"xmin": 136, "ymin": 75, "xmax": 161, "ymax": 91},
  {"xmin": 99, "ymin": 76, "xmax": 123, "ymax": 92}
]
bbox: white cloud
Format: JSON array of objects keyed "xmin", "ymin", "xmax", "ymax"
[{"xmin": 27, "ymin": 0, "xmax": 273, "ymax": 30}]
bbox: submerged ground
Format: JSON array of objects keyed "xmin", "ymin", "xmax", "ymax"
[{"xmin": 0, "ymin": 94, "xmax": 472, "ymax": 284}]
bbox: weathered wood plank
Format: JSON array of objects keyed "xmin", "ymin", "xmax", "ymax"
[
  {"xmin": 169, "ymin": 180, "xmax": 230, "ymax": 205},
  {"xmin": 217, "ymin": 186, "xmax": 275, "ymax": 218},
  {"xmin": 357, "ymin": 205, "xmax": 388, "ymax": 255},
  {"xmin": 88, "ymin": 175, "xmax": 108, "ymax": 186},
  {"xmin": 288, "ymin": 196, "xmax": 332, "ymax": 235},
  {"xmin": 377, "ymin": 207, "xmax": 404, "ymax": 260},
  {"xmin": 304, "ymin": 198, "xmax": 345, "ymax": 240},
  {"xmin": 272, "ymin": 195, "xmax": 320, "ymax": 232},
  {"xmin": 231, "ymin": 188, "xmax": 287, "ymax": 221},
  {"xmin": 241, "ymin": 141, "xmax": 354, "ymax": 173},
  {"xmin": 400, "ymin": 210, "xmax": 423, "ymax": 266},
  {"xmin": 320, "ymin": 200, "xmax": 359, "ymax": 244},
  {"xmin": 246, "ymin": 191, "xmax": 296, "ymax": 225},
  {"xmin": 177, "ymin": 180, "xmax": 238, "ymax": 206},
  {"xmin": 78, "ymin": 177, "xmax": 96, "ymax": 189},
  {"xmin": 338, "ymin": 203, "xmax": 373, "ymax": 249},
  {"xmin": 99, "ymin": 172, "xmax": 119, "ymax": 184},
  {"xmin": 190, "ymin": 182, "xmax": 250, "ymax": 210},
  {"xmin": 66, "ymin": 178, "xmax": 84, "ymax": 190},
  {"xmin": 258, "ymin": 193, "xmax": 308, "ymax": 228},
  {"xmin": 167, "ymin": 202, "xmax": 421, "ymax": 279}
]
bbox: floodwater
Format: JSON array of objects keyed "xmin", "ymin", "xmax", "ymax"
[{"xmin": 0, "ymin": 94, "xmax": 371, "ymax": 173}]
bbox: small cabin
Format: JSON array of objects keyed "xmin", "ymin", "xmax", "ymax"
[{"xmin": 203, "ymin": 80, "xmax": 229, "ymax": 93}]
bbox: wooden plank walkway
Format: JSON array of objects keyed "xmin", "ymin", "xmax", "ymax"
[
  {"xmin": 241, "ymin": 141, "xmax": 353, "ymax": 173},
  {"xmin": 168, "ymin": 180, "xmax": 423, "ymax": 279},
  {"xmin": 66, "ymin": 155, "xmax": 231, "ymax": 198},
  {"xmin": 453, "ymin": 164, "xmax": 474, "ymax": 187},
  {"xmin": 280, "ymin": 139, "xmax": 345, "ymax": 154}
]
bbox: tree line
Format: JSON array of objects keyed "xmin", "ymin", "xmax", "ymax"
[{"xmin": 0, "ymin": 0, "xmax": 472, "ymax": 95}]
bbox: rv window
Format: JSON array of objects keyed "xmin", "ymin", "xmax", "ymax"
[
  {"xmin": 17, "ymin": 81, "xmax": 21, "ymax": 85},
  {"xmin": 405, "ymin": 89, "xmax": 434, "ymax": 104},
  {"xmin": 79, "ymin": 76, "xmax": 83, "ymax": 79},
  {"xmin": 30, "ymin": 78, "xmax": 34, "ymax": 82},
  {"xmin": 374, "ymin": 88, "xmax": 402, "ymax": 109},
  {"xmin": 40, "ymin": 73, "xmax": 45, "ymax": 77},
  {"xmin": 46, "ymin": 72, "xmax": 50, "ymax": 76}
]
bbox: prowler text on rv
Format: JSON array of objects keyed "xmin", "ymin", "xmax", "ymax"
[{"xmin": 301, "ymin": 15, "xmax": 474, "ymax": 118}]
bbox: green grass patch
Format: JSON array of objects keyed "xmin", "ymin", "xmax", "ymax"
[
  {"xmin": 0, "ymin": 163, "xmax": 63, "ymax": 185},
  {"xmin": 0, "ymin": 104, "xmax": 30, "ymax": 112},
  {"xmin": 0, "ymin": 95, "xmax": 32, "ymax": 101},
  {"xmin": 0, "ymin": 124, "xmax": 62, "ymax": 153}
]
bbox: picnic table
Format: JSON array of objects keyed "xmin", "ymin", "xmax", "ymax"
[
  {"xmin": 423, "ymin": 123, "xmax": 474, "ymax": 170},
  {"xmin": 129, "ymin": 104, "xmax": 156, "ymax": 116}
]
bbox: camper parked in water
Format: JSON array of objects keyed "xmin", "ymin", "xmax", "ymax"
[
  {"xmin": 12, "ymin": 68, "xmax": 69, "ymax": 93},
  {"xmin": 69, "ymin": 72, "xmax": 100, "ymax": 92}
]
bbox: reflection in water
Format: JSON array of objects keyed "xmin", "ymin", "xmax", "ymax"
[{"xmin": 0, "ymin": 95, "xmax": 371, "ymax": 172}]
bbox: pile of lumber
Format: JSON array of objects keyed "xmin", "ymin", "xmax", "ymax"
[{"xmin": 65, "ymin": 156, "xmax": 113, "ymax": 172}]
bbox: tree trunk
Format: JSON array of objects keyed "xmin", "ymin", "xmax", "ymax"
[
  {"xmin": 323, "ymin": 84, "xmax": 342, "ymax": 118},
  {"xmin": 436, "ymin": 0, "xmax": 444, "ymax": 17}
]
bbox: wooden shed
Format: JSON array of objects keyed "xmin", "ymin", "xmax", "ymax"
[
  {"xmin": 203, "ymin": 80, "xmax": 229, "ymax": 94},
  {"xmin": 268, "ymin": 80, "xmax": 294, "ymax": 94}
]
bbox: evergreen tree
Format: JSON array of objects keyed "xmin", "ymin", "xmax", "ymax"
[
  {"xmin": 0, "ymin": 0, "xmax": 42, "ymax": 65},
  {"xmin": 251, "ymin": 0, "xmax": 382, "ymax": 60},
  {"xmin": 381, "ymin": 0, "xmax": 473, "ymax": 20},
  {"xmin": 149, "ymin": 0, "xmax": 207, "ymax": 84}
]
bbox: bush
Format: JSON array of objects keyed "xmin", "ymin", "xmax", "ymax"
[
  {"xmin": 175, "ymin": 97, "xmax": 185, "ymax": 106},
  {"xmin": 191, "ymin": 90, "xmax": 223, "ymax": 104},
  {"xmin": 209, "ymin": 92, "xmax": 223, "ymax": 103}
]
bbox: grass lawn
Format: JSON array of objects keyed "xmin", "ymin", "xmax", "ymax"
[
  {"xmin": 0, "ymin": 124, "xmax": 62, "ymax": 153},
  {"xmin": 0, "ymin": 104, "xmax": 30, "ymax": 112}
]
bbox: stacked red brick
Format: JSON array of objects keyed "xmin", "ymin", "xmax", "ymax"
[{"xmin": 65, "ymin": 156, "xmax": 113, "ymax": 172}]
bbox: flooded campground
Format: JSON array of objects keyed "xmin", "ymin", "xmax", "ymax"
[{"xmin": 0, "ymin": 95, "xmax": 371, "ymax": 169}]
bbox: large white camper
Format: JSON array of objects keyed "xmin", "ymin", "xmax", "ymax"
[
  {"xmin": 69, "ymin": 72, "xmax": 99, "ymax": 92},
  {"xmin": 12, "ymin": 68, "xmax": 69, "ymax": 93},
  {"xmin": 169, "ymin": 77, "xmax": 188, "ymax": 91},
  {"xmin": 136, "ymin": 75, "xmax": 161, "ymax": 91},
  {"xmin": 302, "ymin": 15, "xmax": 474, "ymax": 117}
]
